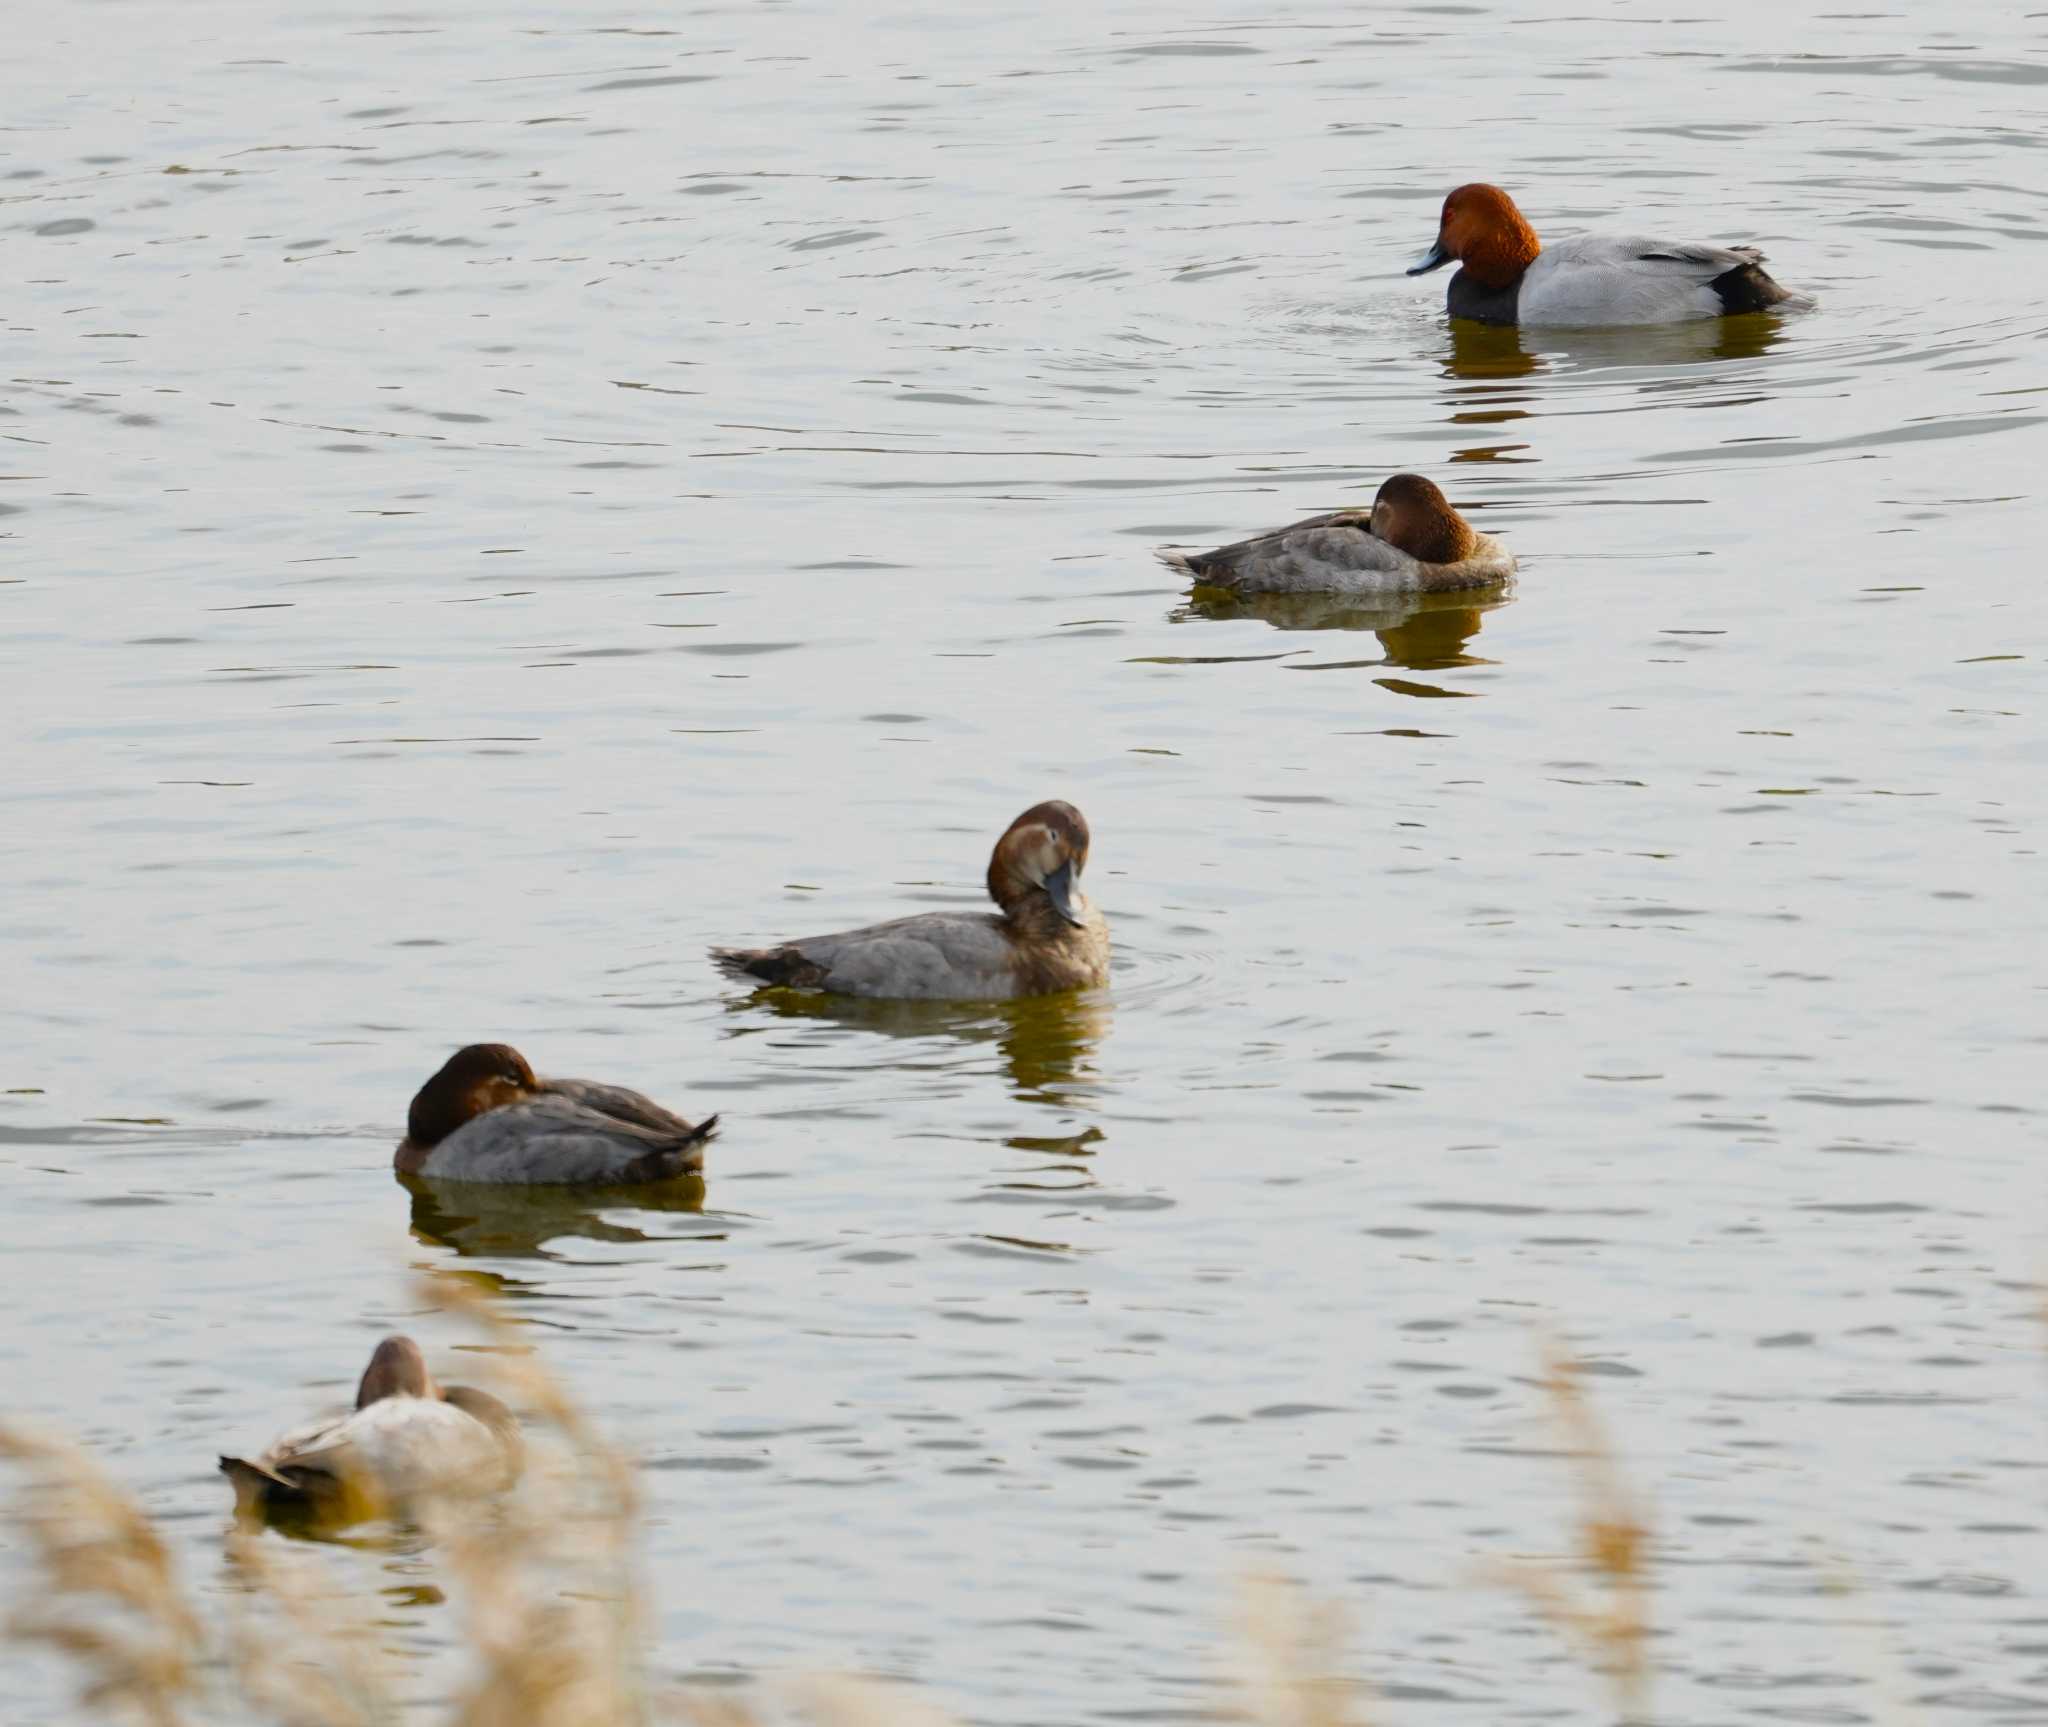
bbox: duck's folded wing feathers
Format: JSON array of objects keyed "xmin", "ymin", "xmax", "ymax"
[
  {"xmin": 1548, "ymin": 232, "xmax": 1763, "ymax": 281},
  {"xmin": 718, "ymin": 912, "xmax": 1017, "ymax": 999},
  {"xmin": 543, "ymin": 1076, "xmax": 711, "ymax": 1140},
  {"xmin": 220, "ymin": 1408, "xmax": 359, "ymax": 1504},
  {"xmin": 1163, "ymin": 511, "xmax": 1408, "ymax": 589},
  {"xmin": 331, "ymin": 1398, "xmax": 507, "ymax": 1499},
  {"xmin": 427, "ymin": 1093, "xmax": 708, "ymax": 1184},
  {"xmin": 252, "ymin": 1399, "xmax": 498, "ymax": 1494}
]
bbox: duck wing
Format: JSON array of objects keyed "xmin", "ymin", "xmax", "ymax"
[
  {"xmin": 219, "ymin": 1407, "xmax": 361, "ymax": 1510},
  {"xmin": 1522, "ymin": 233, "xmax": 1811, "ymax": 321},
  {"xmin": 544, "ymin": 1076, "xmax": 713, "ymax": 1140},
  {"xmin": 423, "ymin": 1091, "xmax": 711, "ymax": 1185},
  {"xmin": 1544, "ymin": 232, "xmax": 1761, "ymax": 279},
  {"xmin": 322, "ymin": 1397, "xmax": 511, "ymax": 1501},
  {"xmin": 1159, "ymin": 511, "xmax": 1413, "ymax": 594},
  {"xmin": 225, "ymin": 1397, "xmax": 511, "ymax": 1510},
  {"xmin": 714, "ymin": 911, "xmax": 1020, "ymax": 1000}
]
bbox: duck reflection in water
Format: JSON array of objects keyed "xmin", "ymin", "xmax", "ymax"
[
  {"xmin": 402, "ymin": 1168, "xmax": 708, "ymax": 1262},
  {"xmin": 1443, "ymin": 309, "xmax": 1792, "ymax": 380},
  {"xmin": 721, "ymin": 986, "xmax": 1108, "ymax": 1107},
  {"xmin": 1178, "ymin": 585, "xmax": 1509, "ymax": 672}
]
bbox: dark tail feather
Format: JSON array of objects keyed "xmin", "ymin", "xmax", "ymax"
[
  {"xmin": 711, "ymin": 946, "xmax": 826, "ymax": 989},
  {"xmin": 1158, "ymin": 545, "xmax": 1236, "ymax": 586},
  {"xmin": 625, "ymin": 1116, "xmax": 717, "ymax": 1183},
  {"xmin": 220, "ymin": 1454, "xmax": 296, "ymax": 1514},
  {"xmin": 1711, "ymin": 257, "xmax": 1815, "ymax": 314}
]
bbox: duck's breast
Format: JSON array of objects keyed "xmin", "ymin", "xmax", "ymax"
[
  {"xmin": 1433, "ymin": 532, "xmax": 1517, "ymax": 590},
  {"xmin": 1010, "ymin": 904, "xmax": 1112, "ymax": 997},
  {"xmin": 1517, "ymin": 233, "xmax": 1744, "ymax": 325}
]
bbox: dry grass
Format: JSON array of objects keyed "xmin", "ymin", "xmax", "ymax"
[
  {"xmin": 1480, "ymin": 1340, "xmax": 1653, "ymax": 1724},
  {"xmin": 222, "ymin": 1527, "xmax": 398, "ymax": 1727},
  {"xmin": 0, "ymin": 1420, "xmax": 205, "ymax": 1727},
  {"xmin": 3, "ymin": 1299, "xmax": 1658, "ymax": 1727},
  {"xmin": 422, "ymin": 1281, "xmax": 650, "ymax": 1727},
  {"xmin": 1235, "ymin": 1575, "xmax": 1370, "ymax": 1727}
]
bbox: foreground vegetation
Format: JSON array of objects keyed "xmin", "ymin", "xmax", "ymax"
[{"xmin": 2, "ymin": 1285, "xmax": 1656, "ymax": 1727}]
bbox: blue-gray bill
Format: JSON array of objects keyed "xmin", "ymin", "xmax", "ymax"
[
  {"xmin": 1407, "ymin": 240, "xmax": 1451, "ymax": 276},
  {"xmin": 1043, "ymin": 859, "xmax": 1085, "ymax": 927}
]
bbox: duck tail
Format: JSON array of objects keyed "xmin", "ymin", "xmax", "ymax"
[
  {"xmin": 1711, "ymin": 255, "xmax": 1815, "ymax": 314},
  {"xmin": 709, "ymin": 945, "xmax": 763, "ymax": 981},
  {"xmin": 711, "ymin": 945, "xmax": 826, "ymax": 989},
  {"xmin": 219, "ymin": 1454, "xmax": 293, "ymax": 1514},
  {"xmin": 623, "ymin": 1117, "xmax": 717, "ymax": 1183},
  {"xmin": 1154, "ymin": 547, "xmax": 1200, "ymax": 576}
]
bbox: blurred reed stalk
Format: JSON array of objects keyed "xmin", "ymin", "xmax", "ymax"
[
  {"xmin": 1235, "ymin": 1574, "xmax": 1371, "ymax": 1727},
  {"xmin": 3, "ymin": 1296, "xmax": 1670, "ymax": 1727},
  {"xmin": 0, "ymin": 1419, "xmax": 206, "ymax": 1727},
  {"xmin": 1482, "ymin": 1339, "xmax": 1653, "ymax": 1723}
]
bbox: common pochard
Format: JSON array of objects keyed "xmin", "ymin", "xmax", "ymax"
[
  {"xmin": 394, "ymin": 1043, "xmax": 716, "ymax": 1184},
  {"xmin": 1408, "ymin": 183, "xmax": 1814, "ymax": 325},
  {"xmin": 1161, "ymin": 473, "xmax": 1512, "ymax": 595},
  {"xmin": 713, "ymin": 800, "xmax": 1109, "ymax": 1000},
  {"xmin": 219, "ymin": 1335, "xmax": 521, "ymax": 1520}
]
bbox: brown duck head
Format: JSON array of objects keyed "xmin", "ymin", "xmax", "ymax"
[
  {"xmin": 986, "ymin": 801, "xmax": 1093, "ymax": 929},
  {"xmin": 1408, "ymin": 183, "xmax": 1542, "ymax": 291},
  {"xmin": 1369, "ymin": 473, "xmax": 1480, "ymax": 565}
]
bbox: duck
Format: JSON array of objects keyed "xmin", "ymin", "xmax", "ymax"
[
  {"xmin": 1159, "ymin": 473, "xmax": 1512, "ymax": 596},
  {"xmin": 712, "ymin": 800, "xmax": 1109, "ymax": 1000},
  {"xmin": 219, "ymin": 1335, "xmax": 521, "ymax": 1520},
  {"xmin": 394, "ymin": 1043, "xmax": 716, "ymax": 1184},
  {"xmin": 1407, "ymin": 183, "xmax": 1815, "ymax": 326}
]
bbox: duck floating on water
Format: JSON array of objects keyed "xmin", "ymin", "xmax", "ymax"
[
  {"xmin": 1408, "ymin": 183, "xmax": 1814, "ymax": 326},
  {"xmin": 395, "ymin": 1043, "xmax": 715, "ymax": 1184},
  {"xmin": 219, "ymin": 1335, "xmax": 521, "ymax": 1520},
  {"xmin": 1161, "ymin": 473, "xmax": 1512, "ymax": 596},
  {"xmin": 713, "ymin": 801, "xmax": 1109, "ymax": 1001}
]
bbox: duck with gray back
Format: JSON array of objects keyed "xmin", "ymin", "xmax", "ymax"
[
  {"xmin": 1162, "ymin": 473, "xmax": 1512, "ymax": 596},
  {"xmin": 1408, "ymin": 183, "xmax": 1814, "ymax": 326},
  {"xmin": 713, "ymin": 800, "xmax": 1109, "ymax": 1000},
  {"xmin": 395, "ymin": 1043, "xmax": 716, "ymax": 1184}
]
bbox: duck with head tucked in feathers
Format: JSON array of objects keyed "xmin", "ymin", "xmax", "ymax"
[
  {"xmin": 712, "ymin": 800, "xmax": 1109, "ymax": 1001},
  {"xmin": 1408, "ymin": 183, "xmax": 1815, "ymax": 326},
  {"xmin": 395, "ymin": 1043, "xmax": 716, "ymax": 1184},
  {"xmin": 1161, "ymin": 473, "xmax": 1512, "ymax": 596},
  {"xmin": 219, "ymin": 1335, "xmax": 521, "ymax": 1521}
]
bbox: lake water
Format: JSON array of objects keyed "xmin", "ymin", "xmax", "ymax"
[{"xmin": 4, "ymin": 1, "xmax": 2045, "ymax": 1721}]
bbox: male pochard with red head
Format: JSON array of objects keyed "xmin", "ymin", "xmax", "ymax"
[
  {"xmin": 219, "ymin": 1335, "xmax": 522, "ymax": 1521},
  {"xmin": 1409, "ymin": 183, "xmax": 1814, "ymax": 326},
  {"xmin": 713, "ymin": 800, "xmax": 1109, "ymax": 1000},
  {"xmin": 1162, "ymin": 473, "xmax": 1512, "ymax": 596},
  {"xmin": 395, "ymin": 1043, "xmax": 716, "ymax": 1184}
]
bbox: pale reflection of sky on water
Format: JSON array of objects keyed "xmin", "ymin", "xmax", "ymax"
[{"xmin": 3, "ymin": 1, "xmax": 2045, "ymax": 1720}]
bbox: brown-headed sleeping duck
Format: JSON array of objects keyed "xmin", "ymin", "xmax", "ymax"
[
  {"xmin": 395, "ymin": 1043, "xmax": 715, "ymax": 1184},
  {"xmin": 1161, "ymin": 473, "xmax": 1512, "ymax": 596},
  {"xmin": 219, "ymin": 1335, "xmax": 521, "ymax": 1519},
  {"xmin": 1408, "ymin": 182, "xmax": 1814, "ymax": 326},
  {"xmin": 713, "ymin": 800, "xmax": 1109, "ymax": 1000}
]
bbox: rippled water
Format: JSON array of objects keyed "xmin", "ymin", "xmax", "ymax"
[{"xmin": 5, "ymin": 1, "xmax": 2046, "ymax": 1721}]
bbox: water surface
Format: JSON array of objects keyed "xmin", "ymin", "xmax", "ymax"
[{"xmin": 4, "ymin": 2, "xmax": 2045, "ymax": 1721}]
